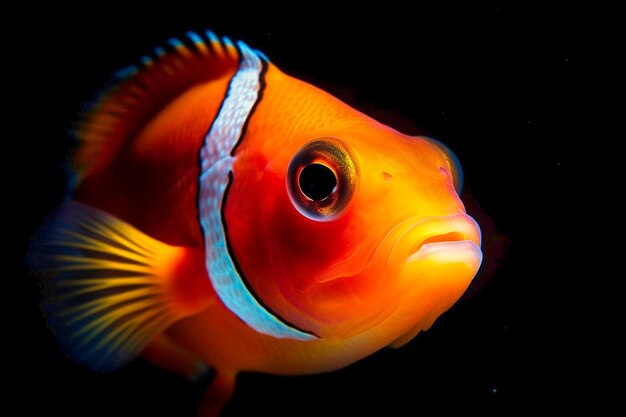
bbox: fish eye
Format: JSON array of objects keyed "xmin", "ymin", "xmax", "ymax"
[
  {"xmin": 287, "ymin": 138, "xmax": 358, "ymax": 221},
  {"xmin": 299, "ymin": 163, "xmax": 337, "ymax": 201}
]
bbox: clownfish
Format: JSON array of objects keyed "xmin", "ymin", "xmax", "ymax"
[{"xmin": 30, "ymin": 31, "xmax": 482, "ymax": 416}]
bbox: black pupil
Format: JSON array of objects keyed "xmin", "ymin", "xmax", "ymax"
[{"xmin": 299, "ymin": 163, "xmax": 337, "ymax": 201}]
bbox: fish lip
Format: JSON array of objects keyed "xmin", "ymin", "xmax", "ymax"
[
  {"xmin": 407, "ymin": 240, "xmax": 482, "ymax": 263},
  {"xmin": 394, "ymin": 213, "xmax": 482, "ymax": 263},
  {"xmin": 318, "ymin": 213, "xmax": 482, "ymax": 284}
]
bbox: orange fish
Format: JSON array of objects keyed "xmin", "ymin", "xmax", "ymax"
[{"xmin": 30, "ymin": 31, "xmax": 482, "ymax": 416}]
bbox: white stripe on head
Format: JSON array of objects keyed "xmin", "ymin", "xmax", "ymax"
[{"xmin": 198, "ymin": 41, "xmax": 316, "ymax": 341}]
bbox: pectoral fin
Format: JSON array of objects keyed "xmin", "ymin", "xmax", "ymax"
[{"xmin": 30, "ymin": 201, "xmax": 208, "ymax": 371}]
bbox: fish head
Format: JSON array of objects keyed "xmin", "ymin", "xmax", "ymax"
[{"xmin": 226, "ymin": 69, "xmax": 482, "ymax": 346}]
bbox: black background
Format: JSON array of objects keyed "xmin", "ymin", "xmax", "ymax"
[{"xmin": 11, "ymin": 3, "xmax": 581, "ymax": 416}]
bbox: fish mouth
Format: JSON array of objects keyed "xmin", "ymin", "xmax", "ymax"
[
  {"xmin": 391, "ymin": 213, "xmax": 482, "ymax": 264},
  {"xmin": 407, "ymin": 228, "xmax": 480, "ymax": 263}
]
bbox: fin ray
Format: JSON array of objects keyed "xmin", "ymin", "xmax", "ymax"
[
  {"xmin": 30, "ymin": 202, "xmax": 191, "ymax": 372},
  {"xmin": 73, "ymin": 31, "xmax": 248, "ymax": 185}
]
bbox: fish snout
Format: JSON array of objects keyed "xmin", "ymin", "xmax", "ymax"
[
  {"xmin": 373, "ymin": 213, "xmax": 483, "ymax": 341},
  {"xmin": 383, "ymin": 213, "xmax": 482, "ymax": 291},
  {"xmin": 403, "ymin": 214, "xmax": 481, "ymax": 263}
]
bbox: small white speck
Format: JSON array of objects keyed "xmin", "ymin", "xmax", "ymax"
[{"xmin": 491, "ymin": 387, "xmax": 498, "ymax": 394}]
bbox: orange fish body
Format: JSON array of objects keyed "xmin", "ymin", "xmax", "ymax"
[{"xmin": 31, "ymin": 32, "xmax": 482, "ymax": 416}]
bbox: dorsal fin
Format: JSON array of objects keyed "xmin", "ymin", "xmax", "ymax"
[{"xmin": 73, "ymin": 31, "xmax": 248, "ymax": 185}]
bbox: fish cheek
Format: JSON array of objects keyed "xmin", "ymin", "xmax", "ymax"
[
  {"xmin": 228, "ymin": 150, "xmax": 391, "ymax": 333},
  {"xmin": 222, "ymin": 162, "xmax": 335, "ymax": 326},
  {"xmin": 266, "ymin": 193, "xmax": 388, "ymax": 327}
]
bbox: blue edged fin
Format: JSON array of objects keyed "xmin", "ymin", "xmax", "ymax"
[
  {"xmin": 73, "ymin": 30, "xmax": 257, "ymax": 188},
  {"xmin": 29, "ymin": 202, "xmax": 188, "ymax": 372}
]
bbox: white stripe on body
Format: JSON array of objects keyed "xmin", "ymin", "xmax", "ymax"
[{"xmin": 198, "ymin": 41, "xmax": 315, "ymax": 341}]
